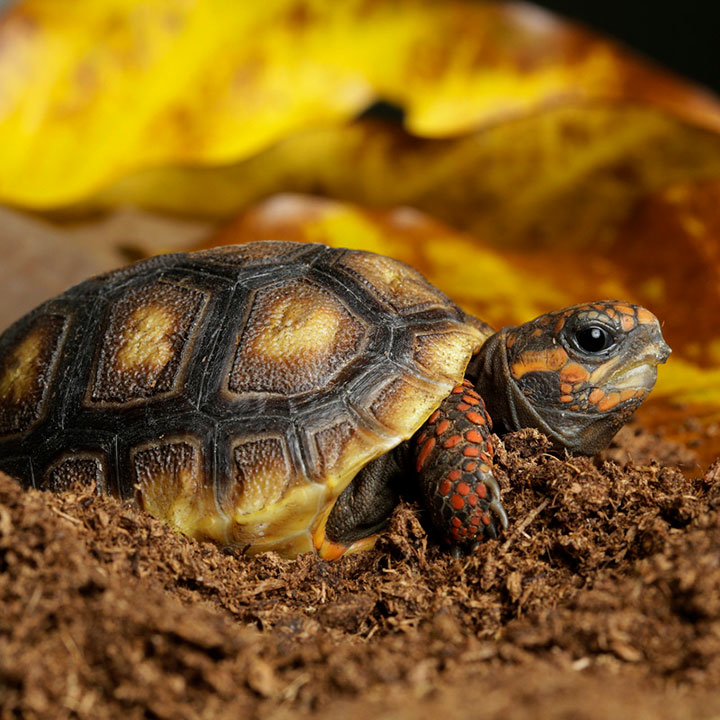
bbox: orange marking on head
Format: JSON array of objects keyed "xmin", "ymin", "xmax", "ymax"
[
  {"xmin": 465, "ymin": 429, "xmax": 484, "ymax": 444},
  {"xmin": 596, "ymin": 392, "xmax": 621, "ymax": 411},
  {"xmin": 532, "ymin": 328, "xmax": 543, "ymax": 338},
  {"xmin": 588, "ymin": 388, "xmax": 604, "ymax": 404},
  {"xmin": 558, "ymin": 363, "xmax": 590, "ymax": 384},
  {"xmin": 605, "ymin": 308, "xmax": 616, "ymax": 319},
  {"xmin": 416, "ymin": 437, "xmax": 436, "ymax": 471},
  {"xmin": 559, "ymin": 363, "xmax": 590, "ymax": 384},
  {"xmin": 620, "ymin": 314, "xmax": 635, "ymax": 332},
  {"xmin": 435, "ymin": 419, "xmax": 451, "ymax": 436},
  {"xmin": 443, "ymin": 435, "xmax": 462, "ymax": 449},
  {"xmin": 560, "ymin": 383, "xmax": 572, "ymax": 394},
  {"xmin": 620, "ymin": 388, "xmax": 637, "ymax": 402},
  {"xmin": 554, "ymin": 317, "xmax": 565, "ymax": 334},
  {"xmin": 636, "ymin": 307, "xmax": 657, "ymax": 325},
  {"xmin": 614, "ymin": 303, "xmax": 634, "ymax": 315},
  {"xmin": 506, "ymin": 333, "xmax": 516, "ymax": 348},
  {"xmin": 560, "ymin": 394, "xmax": 574, "ymax": 402},
  {"xmin": 511, "ymin": 347, "xmax": 568, "ymax": 379},
  {"xmin": 465, "ymin": 411, "xmax": 486, "ymax": 425}
]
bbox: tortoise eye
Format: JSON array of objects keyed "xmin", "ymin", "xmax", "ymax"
[{"xmin": 573, "ymin": 324, "xmax": 616, "ymax": 353}]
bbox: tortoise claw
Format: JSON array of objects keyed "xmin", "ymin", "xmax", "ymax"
[{"xmin": 489, "ymin": 496, "xmax": 509, "ymax": 531}]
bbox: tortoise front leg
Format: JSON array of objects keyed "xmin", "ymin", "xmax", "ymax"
[{"xmin": 414, "ymin": 380, "xmax": 508, "ymax": 555}]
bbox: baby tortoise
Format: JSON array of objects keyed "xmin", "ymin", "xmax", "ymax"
[{"xmin": 0, "ymin": 241, "xmax": 670, "ymax": 558}]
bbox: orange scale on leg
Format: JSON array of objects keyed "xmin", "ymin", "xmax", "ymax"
[
  {"xmin": 464, "ymin": 461, "xmax": 478, "ymax": 472},
  {"xmin": 456, "ymin": 482, "xmax": 470, "ymax": 496},
  {"xmin": 465, "ymin": 429, "xmax": 484, "ymax": 444},
  {"xmin": 435, "ymin": 419, "xmax": 451, "ymax": 435},
  {"xmin": 416, "ymin": 437, "xmax": 436, "ymax": 472},
  {"xmin": 450, "ymin": 494, "xmax": 465, "ymax": 510},
  {"xmin": 467, "ymin": 493, "xmax": 478, "ymax": 506},
  {"xmin": 476, "ymin": 483, "xmax": 487, "ymax": 498},
  {"xmin": 463, "ymin": 446, "xmax": 480, "ymax": 458}
]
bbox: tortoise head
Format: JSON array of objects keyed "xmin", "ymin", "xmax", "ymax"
[{"xmin": 470, "ymin": 301, "xmax": 671, "ymax": 455}]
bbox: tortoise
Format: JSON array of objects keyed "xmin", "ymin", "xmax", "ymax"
[{"xmin": 0, "ymin": 241, "xmax": 670, "ymax": 558}]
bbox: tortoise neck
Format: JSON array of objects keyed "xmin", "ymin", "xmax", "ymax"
[{"xmin": 471, "ymin": 329, "xmax": 567, "ymax": 449}]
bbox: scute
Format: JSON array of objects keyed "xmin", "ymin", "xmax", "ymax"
[
  {"xmin": 364, "ymin": 373, "xmax": 445, "ymax": 437},
  {"xmin": 42, "ymin": 453, "xmax": 104, "ymax": 493},
  {"xmin": 228, "ymin": 434, "xmax": 297, "ymax": 515},
  {"xmin": 133, "ymin": 438, "xmax": 225, "ymax": 541},
  {"xmin": 0, "ymin": 313, "xmax": 67, "ymax": 436},
  {"xmin": 228, "ymin": 279, "xmax": 367, "ymax": 397},
  {"xmin": 412, "ymin": 327, "xmax": 484, "ymax": 384},
  {"xmin": 336, "ymin": 250, "xmax": 451, "ymax": 313},
  {"xmin": 90, "ymin": 280, "xmax": 208, "ymax": 405}
]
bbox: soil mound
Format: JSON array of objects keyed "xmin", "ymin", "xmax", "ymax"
[{"xmin": 1, "ymin": 428, "xmax": 719, "ymax": 719}]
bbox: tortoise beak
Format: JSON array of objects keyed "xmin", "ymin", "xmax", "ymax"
[{"xmin": 655, "ymin": 340, "xmax": 672, "ymax": 364}]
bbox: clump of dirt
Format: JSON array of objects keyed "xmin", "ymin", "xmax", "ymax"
[{"xmin": 1, "ymin": 427, "xmax": 720, "ymax": 719}]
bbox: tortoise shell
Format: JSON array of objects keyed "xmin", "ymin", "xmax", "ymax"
[{"xmin": 0, "ymin": 241, "xmax": 490, "ymax": 556}]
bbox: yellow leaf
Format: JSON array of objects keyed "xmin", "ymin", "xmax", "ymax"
[
  {"xmin": 2, "ymin": 0, "xmax": 720, "ymax": 207},
  {"xmin": 87, "ymin": 107, "xmax": 720, "ymax": 250}
]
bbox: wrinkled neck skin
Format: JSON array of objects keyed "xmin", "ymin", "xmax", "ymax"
[{"xmin": 468, "ymin": 329, "xmax": 628, "ymax": 456}]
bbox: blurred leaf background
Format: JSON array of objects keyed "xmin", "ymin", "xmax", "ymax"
[{"xmin": 1, "ymin": 0, "xmax": 719, "ymax": 466}]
